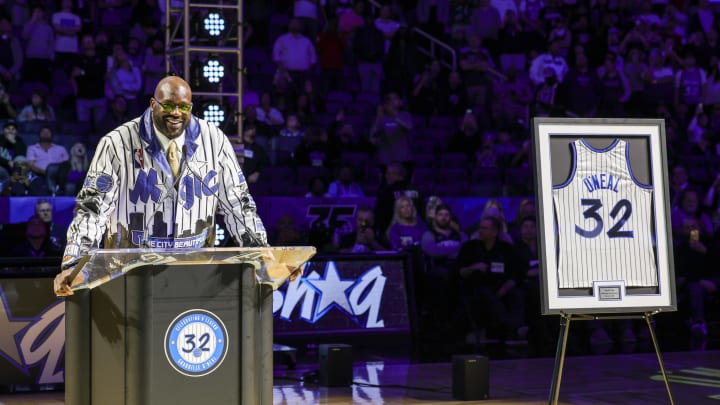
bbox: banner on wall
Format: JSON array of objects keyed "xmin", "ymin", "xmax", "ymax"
[
  {"xmin": 273, "ymin": 254, "xmax": 412, "ymax": 335},
  {"xmin": 1, "ymin": 197, "xmax": 533, "ymax": 235},
  {"xmin": 0, "ymin": 278, "xmax": 65, "ymax": 385}
]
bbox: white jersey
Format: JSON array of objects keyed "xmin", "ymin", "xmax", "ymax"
[
  {"xmin": 62, "ymin": 109, "xmax": 267, "ymax": 269},
  {"xmin": 553, "ymin": 139, "xmax": 657, "ymax": 288}
]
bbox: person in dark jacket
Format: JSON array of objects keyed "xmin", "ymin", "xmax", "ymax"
[
  {"xmin": 457, "ymin": 215, "xmax": 527, "ymax": 341},
  {"xmin": 232, "ymin": 124, "xmax": 269, "ymax": 185},
  {"xmin": 353, "ymin": 14, "xmax": 385, "ymax": 94},
  {"xmin": 373, "ymin": 161, "xmax": 424, "ymax": 236},
  {"xmin": 10, "ymin": 215, "xmax": 63, "ymax": 257}
]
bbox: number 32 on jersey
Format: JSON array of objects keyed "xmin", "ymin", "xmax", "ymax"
[{"xmin": 576, "ymin": 198, "xmax": 633, "ymax": 238}]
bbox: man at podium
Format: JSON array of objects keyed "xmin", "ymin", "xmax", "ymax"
[{"xmin": 54, "ymin": 76, "xmax": 269, "ymax": 296}]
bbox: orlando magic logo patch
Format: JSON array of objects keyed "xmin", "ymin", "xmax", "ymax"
[
  {"xmin": 83, "ymin": 173, "xmax": 114, "ymax": 193},
  {"xmin": 164, "ymin": 309, "xmax": 228, "ymax": 377}
]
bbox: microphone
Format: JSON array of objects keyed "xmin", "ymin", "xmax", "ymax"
[{"xmin": 183, "ymin": 146, "xmax": 267, "ymax": 248}]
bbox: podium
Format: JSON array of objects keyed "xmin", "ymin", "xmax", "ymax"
[{"xmin": 64, "ymin": 247, "xmax": 316, "ymax": 405}]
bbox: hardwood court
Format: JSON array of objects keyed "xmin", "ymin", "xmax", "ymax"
[{"xmin": 1, "ymin": 350, "xmax": 717, "ymax": 404}]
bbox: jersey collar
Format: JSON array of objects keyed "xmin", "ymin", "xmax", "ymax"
[{"xmin": 139, "ymin": 107, "xmax": 201, "ymax": 160}]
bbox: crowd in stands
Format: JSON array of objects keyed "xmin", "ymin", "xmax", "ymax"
[{"xmin": 0, "ymin": 0, "xmax": 718, "ymax": 355}]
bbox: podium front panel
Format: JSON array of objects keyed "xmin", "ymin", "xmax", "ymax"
[{"xmin": 67, "ymin": 262, "xmax": 269, "ymax": 405}]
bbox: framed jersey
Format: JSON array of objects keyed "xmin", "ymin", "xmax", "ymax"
[{"xmin": 532, "ymin": 118, "xmax": 676, "ymax": 314}]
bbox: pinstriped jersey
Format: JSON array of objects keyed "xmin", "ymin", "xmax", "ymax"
[
  {"xmin": 62, "ymin": 109, "xmax": 267, "ymax": 269},
  {"xmin": 553, "ymin": 139, "xmax": 657, "ymax": 288}
]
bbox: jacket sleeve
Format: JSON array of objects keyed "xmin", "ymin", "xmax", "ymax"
[
  {"xmin": 0, "ymin": 147, "xmax": 10, "ymax": 168},
  {"xmin": 421, "ymin": 230, "xmax": 460, "ymax": 258},
  {"xmin": 529, "ymin": 55, "xmax": 545, "ymax": 85},
  {"xmin": 62, "ymin": 136, "xmax": 121, "ymax": 269},
  {"xmin": 216, "ymin": 132, "xmax": 268, "ymax": 247},
  {"xmin": 506, "ymin": 243, "xmax": 526, "ymax": 283}
]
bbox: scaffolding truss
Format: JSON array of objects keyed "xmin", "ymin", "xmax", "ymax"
[{"xmin": 164, "ymin": 1, "xmax": 244, "ymax": 136}]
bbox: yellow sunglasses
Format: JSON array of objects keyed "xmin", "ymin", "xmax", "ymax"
[{"xmin": 153, "ymin": 97, "xmax": 193, "ymax": 114}]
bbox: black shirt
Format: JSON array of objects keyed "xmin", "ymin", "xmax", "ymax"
[
  {"xmin": 73, "ymin": 55, "xmax": 107, "ymax": 99},
  {"xmin": 457, "ymin": 238, "xmax": 522, "ymax": 289},
  {"xmin": 240, "ymin": 142, "xmax": 269, "ymax": 177},
  {"xmin": 374, "ymin": 180, "xmax": 425, "ymax": 235},
  {"xmin": 0, "ymin": 136, "xmax": 26, "ymax": 170},
  {"xmin": 514, "ymin": 239, "xmax": 538, "ymax": 283},
  {"xmin": 10, "ymin": 238, "xmax": 63, "ymax": 257}
]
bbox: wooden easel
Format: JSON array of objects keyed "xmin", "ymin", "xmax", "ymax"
[{"xmin": 548, "ymin": 310, "xmax": 674, "ymax": 405}]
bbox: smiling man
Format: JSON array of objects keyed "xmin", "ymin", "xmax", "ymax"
[{"xmin": 54, "ymin": 76, "xmax": 271, "ymax": 296}]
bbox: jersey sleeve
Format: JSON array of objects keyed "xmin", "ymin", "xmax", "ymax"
[
  {"xmin": 62, "ymin": 136, "xmax": 121, "ymax": 269},
  {"xmin": 216, "ymin": 132, "xmax": 268, "ymax": 247}
]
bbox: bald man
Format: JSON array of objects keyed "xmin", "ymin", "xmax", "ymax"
[{"xmin": 54, "ymin": 76, "xmax": 270, "ymax": 296}]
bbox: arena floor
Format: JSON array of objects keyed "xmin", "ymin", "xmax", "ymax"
[{"xmin": 0, "ymin": 350, "xmax": 716, "ymax": 404}]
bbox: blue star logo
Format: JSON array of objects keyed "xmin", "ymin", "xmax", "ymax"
[{"xmin": 303, "ymin": 261, "xmax": 356, "ymax": 322}]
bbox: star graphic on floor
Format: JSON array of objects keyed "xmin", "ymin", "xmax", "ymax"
[
  {"xmin": 303, "ymin": 261, "xmax": 356, "ymax": 320},
  {"xmin": 0, "ymin": 285, "xmax": 32, "ymax": 370}
]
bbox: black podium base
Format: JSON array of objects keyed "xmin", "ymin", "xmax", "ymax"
[{"xmin": 65, "ymin": 263, "xmax": 273, "ymax": 405}]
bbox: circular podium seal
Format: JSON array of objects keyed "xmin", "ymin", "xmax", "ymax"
[{"xmin": 164, "ymin": 309, "xmax": 228, "ymax": 377}]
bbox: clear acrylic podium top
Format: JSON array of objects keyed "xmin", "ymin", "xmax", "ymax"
[{"xmin": 70, "ymin": 246, "xmax": 317, "ymax": 291}]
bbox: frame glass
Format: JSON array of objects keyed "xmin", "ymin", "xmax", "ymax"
[{"xmin": 532, "ymin": 117, "xmax": 676, "ymax": 314}]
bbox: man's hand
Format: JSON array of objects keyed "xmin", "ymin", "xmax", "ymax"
[
  {"xmin": 335, "ymin": 108, "xmax": 345, "ymax": 122},
  {"xmin": 54, "ymin": 268, "xmax": 84, "ymax": 297},
  {"xmin": 700, "ymin": 279, "xmax": 717, "ymax": 294},
  {"xmin": 357, "ymin": 227, "xmax": 376, "ymax": 244},
  {"xmin": 496, "ymin": 279, "xmax": 516, "ymax": 298},
  {"xmin": 266, "ymin": 261, "xmax": 304, "ymax": 282},
  {"xmin": 288, "ymin": 266, "xmax": 304, "ymax": 282},
  {"xmin": 459, "ymin": 262, "xmax": 488, "ymax": 278},
  {"xmin": 689, "ymin": 238, "xmax": 707, "ymax": 253}
]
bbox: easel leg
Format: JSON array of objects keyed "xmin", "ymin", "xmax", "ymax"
[
  {"xmin": 549, "ymin": 313, "xmax": 571, "ymax": 405},
  {"xmin": 645, "ymin": 313, "xmax": 674, "ymax": 405}
]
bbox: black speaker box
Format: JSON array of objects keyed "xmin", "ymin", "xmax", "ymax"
[
  {"xmin": 318, "ymin": 344, "xmax": 352, "ymax": 387},
  {"xmin": 452, "ymin": 354, "xmax": 489, "ymax": 400}
]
